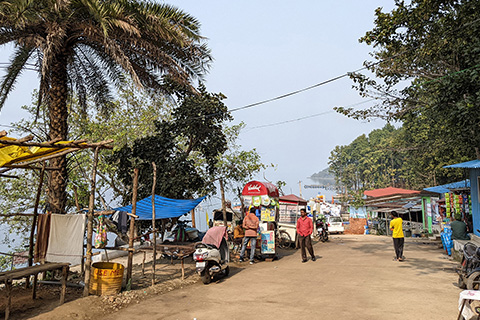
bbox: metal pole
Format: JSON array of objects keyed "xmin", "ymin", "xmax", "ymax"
[{"xmin": 220, "ymin": 179, "xmax": 228, "ymax": 227}]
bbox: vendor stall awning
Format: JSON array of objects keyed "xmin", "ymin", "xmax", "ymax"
[
  {"xmin": 423, "ymin": 179, "xmax": 470, "ymax": 194},
  {"xmin": 279, "ymin": 194, "xmax": 307, "ymax": 205},
  {"xmin": 242, "ymin": 181, "xmax": 279, "ymax": 198},
  {"xmin": 444, "ymin": 160, "xmax": 480, "ymax": 169},
  {"xmin": 364, "ymin": 187, "xmax": 420, "ymax": 198},
  {"xmin": 113, "ymin": 195, "xmax": 206, "ymax": 220}
]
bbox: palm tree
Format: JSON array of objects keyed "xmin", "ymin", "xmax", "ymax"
[{"xmin": 0, "ymin": 0, "xmax": 212, "ymax": 213}]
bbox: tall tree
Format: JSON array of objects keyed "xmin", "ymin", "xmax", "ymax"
[
  {"xmin": 0, "ymin": 0, "xmax": 211, "ymax": 213},
  {"xmin": 336, "ymin": 0, "xmax": 479, "ymax": 160}
]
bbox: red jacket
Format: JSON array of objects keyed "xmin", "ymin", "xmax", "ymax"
[
  {"xmin": 243, "ymin": 212, "xmax": 259, "ymax": 237},
  {"xmin": 296, "ymin": 216, "xmax": 313, "ymax": 237}
]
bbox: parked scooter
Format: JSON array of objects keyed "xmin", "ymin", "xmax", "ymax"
[
  {"xmin": 316, "ymin": 218, "xmax": 329, "ymax": 242},
  {"xmin": 457, "ymin": 242, "xmax": 480, "ymax": 289},
  {"xmin": 193, "ymin": 226, "xmax": 230, "ymax": 284}
]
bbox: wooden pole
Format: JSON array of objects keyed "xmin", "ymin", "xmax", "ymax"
[
  {"xmin": 151, "ymin": 162, "xmax": 157, "ymax": 286},
  {"xmin": 126, "ymin": 168, "xmax": 139, "ymax": 290},
  {"xmin": 28, "ymin": 162, "xmax": 46, "ymax": 267},
  {"xmin": 220, "ymin": 179, "xmax": 228, "ymax": 227},
  {"xmin": 83, "ymin": 147, "xmax": 100, "ymax": 297},
  {"xmin": 191, "ymin": 209, "xmax": 196, "ymax": 228}
]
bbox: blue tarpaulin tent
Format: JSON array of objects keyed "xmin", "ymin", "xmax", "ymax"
[
  {"xmin": 113, "ymin": 195, "xmax": 206, "ymax": 220},
  {"xmin": 423, "ymin": 179, "xmax": 470, "ymax": 194}
]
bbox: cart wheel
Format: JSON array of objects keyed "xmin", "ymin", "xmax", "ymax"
[
  {"xmin": 278, "ymin": 231, "xmax": 292, "ymax": 249},
  {"xmin": 467, "ymin": 272, "xmax": 480, "ymax": 290},
  {"xmin": 458, "ymin": 275, "xmax": 467, "ymax": 289}
]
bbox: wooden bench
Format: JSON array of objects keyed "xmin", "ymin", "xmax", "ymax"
[{"xmin": 0, "ymin": 262, "xmax": 70, "ymax": 320}]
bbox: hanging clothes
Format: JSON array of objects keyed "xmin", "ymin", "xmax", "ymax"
[
  {"xmin": 111, "ymin": 210, "xmax": 128, "ymax": 234},
  {"xmin": 45, "ymin": 213, "xmax": 86, "ymax": 265},
  {"xmin": 34, "ymin": 213, "xmax": 51, "ymax": 263}
]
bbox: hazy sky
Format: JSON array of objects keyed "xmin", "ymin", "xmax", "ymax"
[{"xmin": 0, "ymin": 1, "xmax": 396, "ymax": 209}]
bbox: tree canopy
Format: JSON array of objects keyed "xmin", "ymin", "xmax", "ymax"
[
  {"xmin": 336, "ymin": 0, "xmax": 480, "ymax": 159},
  {"xmin": 0, "ymin": 0, "xmax": 212, "ymax": 213}
]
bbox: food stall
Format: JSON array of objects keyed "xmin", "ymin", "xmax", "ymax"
[{"xmin": 241, "ymin": 181, "xmax": 280, "ymax": 258}]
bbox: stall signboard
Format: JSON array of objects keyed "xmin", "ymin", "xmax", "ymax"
[
  {"xmin": 261, "ymin": 231, "xmax": 275, "ymax": 254},
  {"xmin": 241, "ymin": 181, "xmax": 279, "ymax": 198},
  {"xmin": 261, "ymin": 207, "xmax": 275, "ymax": 222},
  {"xmin": 279, "ymin": 204, "xmax": 299, "ymax": 224}
]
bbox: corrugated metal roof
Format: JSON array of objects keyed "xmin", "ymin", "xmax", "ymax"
[
  {"xmin": 444, "ymin": 160, "xmax": 480, "ymax": 168},
  {"xmin": 364, "ymin": 187, "xmax": 420, "ymax": 198},
  {"xmin": 423, "ymin": 179, "xmax": 470, "ymax": 194}
]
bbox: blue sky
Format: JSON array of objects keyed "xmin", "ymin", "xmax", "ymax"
[{"xmin": 0, "ymin": 1, "xmax": 396, "ymax": 207}]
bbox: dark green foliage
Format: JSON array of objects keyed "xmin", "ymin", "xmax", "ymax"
[{"xmin": 111, "ymin": 85, "xmax": 232, "ymax": 201}]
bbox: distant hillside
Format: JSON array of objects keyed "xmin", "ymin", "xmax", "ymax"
[{"xmin": 309, "ymin": 168, "xmax": 336, "ymax": 186}]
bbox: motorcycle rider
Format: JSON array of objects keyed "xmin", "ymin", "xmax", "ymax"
[{"xmin": 239, "ymin": 207, "xmax": 259, "ymax": 264}]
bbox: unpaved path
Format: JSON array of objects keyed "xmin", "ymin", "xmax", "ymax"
[{"xmin": 32, "ymin": 234, "xmax": 461, "ymax": 320}]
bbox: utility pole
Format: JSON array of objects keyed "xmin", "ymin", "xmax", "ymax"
[{"xmin": 298, "ymin": 180, "xmax": 303, "ymax": 198}]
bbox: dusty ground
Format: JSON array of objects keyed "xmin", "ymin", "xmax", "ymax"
[{"xmin": 2, "ymin": 235, "xmax": 463, "ymax": 320}]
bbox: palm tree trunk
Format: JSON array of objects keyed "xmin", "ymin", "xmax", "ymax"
[{"xmin": 47, "ymin": 53, "xmax": 69, "ymax": 214}]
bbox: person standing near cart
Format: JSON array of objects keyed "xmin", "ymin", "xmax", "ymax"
[
  {"xmin": 296, "ymin": 208, "xmax": 316, "ymax": 263},
  {"xmin": 240, "ymin": 207, "xmax": 260, "ymax": 264},
  {"xmin": 389, "ymin": 211, "xmax": 405, "ymax": 261}
]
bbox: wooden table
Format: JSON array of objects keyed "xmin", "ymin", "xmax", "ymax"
[
  {"xmin": 143, "ymin": 244, "xmax": 195, "ymax": 280},
  {"xmin": 0, "ymin": 262, "xmax": 70, "ymax": 320}
]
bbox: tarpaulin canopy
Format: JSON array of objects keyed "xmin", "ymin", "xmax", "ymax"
[
  {"xmin": 113, "ymin": 195, "xmax": 206, "ymax": 220},
  {"xmin": 444, "ymin": 160, "xmax": 480, "ymax": 169},
  {"xmin": 0, "ymin": 136, "xmax": 78, "ymax": 168}
]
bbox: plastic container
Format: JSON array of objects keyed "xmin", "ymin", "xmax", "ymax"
[{"xmin": 89, "ymin": 262, "xmax": 124, "ymax": 296}]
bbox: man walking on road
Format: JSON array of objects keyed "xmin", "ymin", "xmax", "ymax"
[
  {"xmin": 390, "ymin": 211, "xmax": 405, "ymax": 261},
  {"xmin": 240, "ymin": 207, "xmax": 259, "ymax": 264},
  {"xmin": 296, "ymin": 208, "xmax": 315, "ymax": 263}
]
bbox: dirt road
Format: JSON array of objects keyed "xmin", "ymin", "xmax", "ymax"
[{"xmin": 32, "ymin": 234, "xmax": 461, "ymax": 320}]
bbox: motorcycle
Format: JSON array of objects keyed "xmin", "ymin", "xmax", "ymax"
[
  {"xmin": 316, "ymin": 219, "xmax": 329, "ymax": 242},
  {"xmin": 193, "ymin": 226, "xmax": 230, "ymax": 284},
  {"xmin": 457, "ymin": 242, "xmax": 480, "ymax": 289}
]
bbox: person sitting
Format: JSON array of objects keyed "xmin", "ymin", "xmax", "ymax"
[
  {"xmin": 232, "ymin": 220, "xmax": 244, "ymax": 254},
  {"xmin": 451, "ymin": 214, "xmax": 470, "ymax": 240}
]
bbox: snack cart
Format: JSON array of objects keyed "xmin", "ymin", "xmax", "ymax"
[{"xmin": 241, "ymin": 181, "xmax": 280, "ymax": 258}]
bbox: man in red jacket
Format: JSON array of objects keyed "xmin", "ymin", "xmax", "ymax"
[
  {"xmin": 296, "ymin": 208, "xmax": 316, "ymax": 263},
  {"xmin": 240, "ymin": 207, "xmax": 260, "ymax": 264}
]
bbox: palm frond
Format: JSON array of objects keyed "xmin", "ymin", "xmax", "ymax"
[{"xmin": 0, "ymin": 44, "xmax": 34, "ymax": 109}]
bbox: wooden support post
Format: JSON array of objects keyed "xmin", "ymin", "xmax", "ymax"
[
  {"xmin": 126, "ymin": 168, "xmax": 139, "ymax": 289},
  {"xmin": 142, "ymin": 251, "xmax": 146, "ymax": 277},
  {"xmin": 28, "ymin": 162, "xmax": 46, "ymax": 268},
  {"xmin": 5, "ymin": 279, "xmax": 11, "ymax": 320},
  {"xmin": 32, "ymin": 273, "xmax": 38, "ymax": 299},
  {"xmin": 83, "ymin": 147, "xmax": 100, "ymax": 297},
  {"xmin": 220, "ymin": 179, "xmax": 228, "ymax": 227},
  {"xmin": 181, "ymin": 258, "xmax": 185, "ymax": 280},
  {"xmin": 151, "ymin": 162, "xmax": 157, "ymax": 286},
  {"xmin": 191, "ymin": 209, "xmax": 196, "ymax": 228},
  {"xmin": 60, "ymin": 266, "xmax": 68, "ymax": 304}
]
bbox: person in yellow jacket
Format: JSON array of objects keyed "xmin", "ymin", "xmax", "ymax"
[{"xmin": 389, "ymin": 211, "xmax": 405, "ymax": 262}]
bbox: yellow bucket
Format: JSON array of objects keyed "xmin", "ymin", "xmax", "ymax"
[{"xmin": 89, "ymin": 262, "xmax": 124, "ymax": 296}]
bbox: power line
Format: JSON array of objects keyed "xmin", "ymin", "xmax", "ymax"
[{"xmin": 247, "ymin": 99, "xmax": 376, "ymax": 130}]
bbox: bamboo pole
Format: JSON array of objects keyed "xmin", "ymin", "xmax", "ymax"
[
  {"xmin": 220, "ymin": 179, "xmax": 228, "ymax": 227},
  {"xmin": 28, "ymin": 162, "xmax": 46, "ymax": 269},
  {"xmin": 126, "ymin": 168, "xmax": 139, "ymax": 290},
  {"xmin": 83, "ymin": 147, "xmax": 100, "ymax": 296},
  {"xmin": 0, "ymin": 137, "xmax": 113, "ymax": 149},
  {"xmin": 151, "ymin": 162, "xmax": 157, "ymax": 286}
]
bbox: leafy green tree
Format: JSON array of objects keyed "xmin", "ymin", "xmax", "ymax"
[
  {"xmin": 336, "ymin": 0, "xmax": 480, "ymax": 160},
  {"xmin": 111, "ymin": 85, "xmax": 232, "ymax": 201},
  {"xmin": 0, "ymin": 0, "xmax": 212, "ymax": 213}
]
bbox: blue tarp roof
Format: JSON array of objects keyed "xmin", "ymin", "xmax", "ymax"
[
  {"xmin": 423, "ymin": 179, "xmax": 470, "ymax": 194},
  {"xmin": 113, "ymin": 195, "xmax": 206, "ymax": 220},
  {"xmin": 444, "ymin": 160, "xmax": 480, "ymax": 169}
]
